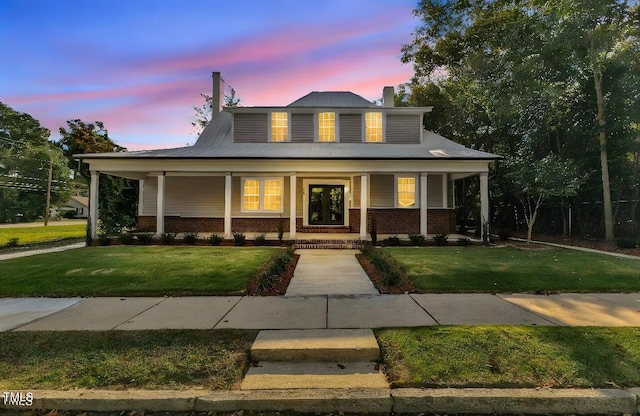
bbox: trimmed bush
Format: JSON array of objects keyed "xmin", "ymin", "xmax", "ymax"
[
  {"xmin": 137, "ymin": 233, "xmax": 154, "ymax": 244},
  {"xmin": 408, "ymin": 234, "xmax": 426, "ymax": 246},
  {"xmin": 184, "ymin": 233, "xmax": 199, "ymax": 245},
  {"xmin": 361, "ymin": 244, "xmax": 402, "ymax": 287},
  {"xmin": 433, "ymin": 234, "xmax": 448, "ymax": 246},
  {"xmin": 98, "ymin": 234, "xmax": 112, "ymax": 246},
  {"xmin": 208, "ymin": 234, "xmax": 224, "ymax": 246},
  {"xmin": 160, "ymin": 232, "xmax": 176, "ymax": 245},
  {"xmin": 383, "ymin": 236, "xmax": 401, "ymax": 246},
  {"xmin": 252, "ymin": 246, "xmax": 295, "ymax": 294},
  {"xmin": 119, "ymin": 233, "xmax": 134, "ymax": 245},
  {"xmin": 456, "ymin": 237, "xmax": 472, "ymax": 246},
  {"xmin": 233, "ymin": 232, "xmax": 246, "ymax": 246},
  {"xmin": 254, "ymin": 233, "xmax": 267, "ymax": 246}
]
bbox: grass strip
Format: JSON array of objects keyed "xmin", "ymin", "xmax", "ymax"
[
  {"xmin": 383, "ymin": 246, "xmax": 640, "ymax": 293},
  {"xmin": 377, "ymin": 326, "xmax": 640, "ymax": 388},
  {"xmin": 0, "ymin": 246, "xmax": 278, "ymax": 297},
  {"xmin": 0, "ymin": 330, "xmax": 257, "ymax": 390},
  {"xmin": 0, "ymin": 224, "xmax": 86, "ymax": 246}
]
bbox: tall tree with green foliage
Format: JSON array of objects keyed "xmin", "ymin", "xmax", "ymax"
[
  {"xmin": 58, "ymin": 120, "xmax": 137, "ymax": 234},
  {"xmin": 0, "ymin": 102, "xmax": 71, "ymax": 223},
  {"xmin": 402, "ymin": 0, "xmax": 640, "ymax": 240}
]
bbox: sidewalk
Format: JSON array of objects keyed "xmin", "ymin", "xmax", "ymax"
[{"xmin": 3, "ymin": 291, "xmax": 640, "ymax": 331}]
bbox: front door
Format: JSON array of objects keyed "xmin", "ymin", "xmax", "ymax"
[{"xmin": 308, "ymin": 185, "xmax": 344, "ymax": 225}]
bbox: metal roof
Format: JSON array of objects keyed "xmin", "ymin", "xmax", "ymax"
[
  {"xmin": 288, "ymin": 91, "xmax": 378, "ymax": 107},
  {"xmin": 78, "ymin": 111, "xmax": 500, "ymax": 160}
]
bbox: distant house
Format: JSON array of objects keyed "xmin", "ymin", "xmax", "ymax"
[
  {"xmin": 78, "ymin": 72, "xmax": 500, "ymax": 240},
  {"xmin": 64, "ymin": 195, "xmax": 89, "ymax": 219}
]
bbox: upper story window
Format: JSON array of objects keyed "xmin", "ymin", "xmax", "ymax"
[
  {"xmin": 242, "ymin": 177, "xmax": 283, "ymax": 213},
  {"xmin": 365, "ymin": 112, "xmax": 383, "ymax": 142},
  {"xmin": 397, "ymin": 176, "xmax": 416, "ymax": 208},
  {"xmin": 271, "ymin": 112, "xmax": 289, "ymax": 142},
  {"xmin": 318, "ymin": 112, "xmax": 335, "ymax": 142}
]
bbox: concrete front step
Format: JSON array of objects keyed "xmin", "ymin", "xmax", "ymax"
[
  {"xmin": 241, "ymin": 361, "xmax": 389, "ymax": 390},
  {"xmin": 250, "ymin": 329, "xmax": 380, "ymax": 362},
  {"xmin": 294, "ymin": 240, "xmax": 363, "ymax": 249}
]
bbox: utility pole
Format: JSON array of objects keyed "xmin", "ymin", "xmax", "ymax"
[{"xmin": 44, "ymin": 153, "xmax": 53, "ymax": 226}]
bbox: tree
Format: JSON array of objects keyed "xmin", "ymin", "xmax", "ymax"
[
  {"xmin": 0, "ymin": 102, "xmax": 71, "ymax": 223},
  {"xmin": 402, "ymin": 0, "xmax": 640, "ymax": 240},
  {"xmin": 191, "ymin": 87, "xmax": 241, "ymax": 135},
  {"xmin": 507, "ymin": 153, "xmax": 586, "ymax": 243},
  {"xmin": 58, "ymin": 120, "xmax": 136, "ymax": 235}
]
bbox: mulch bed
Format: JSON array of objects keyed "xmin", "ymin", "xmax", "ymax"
[
  {"xmin": 246, "ymin": 253, "xmax": 299, "ymax": 296},
  {"xmin": 356, "ymin": 253, "xmax": 416, "ymax": 294}
]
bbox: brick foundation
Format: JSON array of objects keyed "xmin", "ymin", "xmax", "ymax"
[
  {"xmin": 137, "ymin": 210, "xmax": 455, "ymax": 235},
  {"xmin": 349, "ymin": 209, "xmax": 456, "ymax": 235}
]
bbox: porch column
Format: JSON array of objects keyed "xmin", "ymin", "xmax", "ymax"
[
  {"xmin": 224, "ymin": 173, "xmax": 232, "ymax": 239},
  {"xmin": 480, "ymin": 172, "xmax": 489, "ymax": 242},
  {"xmin": 89, "ymin": 171, "xmax": 99, "ymax": 239},
  {"xmin": 420, "ymin": 173, "xmax": 428, "ymax": 236},
  {"xmin": 289, "ymin": 173, "xmax": 297, "ymax": 239},
  {"xmin": 138, "ymin": 179, "xmax": 144, "ymax": 216},
  {"xmin": 156, "ymin": 173, "xmax": 165, "ymax": 235},
  {"xmin": 360, "ymin": 174, "xmax": 368, "ymax": 240}
]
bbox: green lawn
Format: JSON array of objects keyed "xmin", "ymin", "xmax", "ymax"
[
  {"xmin": 0, "ymin": 246, "xmax": 278, "ymax": 297},
  {"xmin": 0, "ymin": 223, "xmax": 86, "ymax": 246},
  {"xmin": 0, "ymin": 330, "xmax": 257, "ymax": 390},
  {"xmin": 377, "ymin": 326, "xmax": 640, "ymax": 388},
  {"xmin": 383, "ymin": 246, "xmax": 640, "ymax": 293}
]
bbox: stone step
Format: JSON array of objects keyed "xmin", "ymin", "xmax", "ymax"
[
  {"xmin": 241, "ymin": 361, "xmax": 389, "ymax": 390},
  {"xmin": 250, "ymin": 329, "xmax": 380, "ymax": 362}
]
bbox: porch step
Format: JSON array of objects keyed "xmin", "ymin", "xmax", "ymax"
[
  {"xmin": 295, "ymin": 239, "xmax": 363, "ymax": 249},
  {"xmin": 241, "ymin": 329, "xmax": 388, "ymax": 390}
]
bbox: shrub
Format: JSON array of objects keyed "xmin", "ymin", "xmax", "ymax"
[
  {"xmin": 382, "ymin": 235, "xmax": 401, "ymax": 246},
  {"xmin": 253, "ymin": 246, "xmax": 295, "ymax": 294},
  {"xmin": 360, "ymin": 244, "xmax": 402, "ymax": 287},
  {"xmin": 119, "ymin": 233, "xmax": 135, "ymax": 245},
  {"xmin": 433, "ymin": 234, "xmax": 448, "ymax": 246},
  {"xmin": 208, "ymin": 234, "xmax": 224, "ymax": 246},
  {"xmin": 160, "ymin": 232, "xmax": 176, "ymax": 245},
  {"xmin": 497, "ymin": 228, "xmax": 512, "ymax": 241},
  {"xmin": 98, "ymin": 234, "xmax": 112, "ymax": 246},
  {"xmin": 616, "ymin": 237, "xmax": 638, "ymax": 249},
  {"xmin": 370, "ymin": 217, "xmax": 378, "ymax": 245},
  {"xmin": 5, "ymin": 237, "xmax": 19, "ymax": 248},
  {"xmin": 254, "ymin": 233, "xmax": 267, "ymax": 246},
  {"xmin": 184, "ymin": 232, "xmax": 199, "ymax": 245},
  {"xmin": 137, "ymin": 233, "xmax": 154, "ymax": 244},
  {"xmin": 456, "ymin": 237, "xmax": 472, "ymax": 246},
  {"xmin": 408, "ymin": 234, "xmax": 426, "ymax": 245},
  {"xmin": 233, "ymin": 232, "xmax": 246, "ymax": 246},
  {"xmin": 277, "ymin": 220, "xmax": 284, "ymax": 244}
]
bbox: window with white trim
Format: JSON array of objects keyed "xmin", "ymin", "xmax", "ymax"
[
  {"xmin": 242, "ymin": 178, "xmax": 283, "ymax": 212},
  {"xmin": 318, "ymin": 112, "xmax": 335, "ymax": 142},
  {"xmin": 397, "ymin": 176, "xmax": 416, "ymax": 208},
  {"xmin": 271, "ymin": 112, "xmax": 289, "ymax": 142},
  {"xmin": 365, "ymin": 112, "xmax": 383, "ymax": 142}
]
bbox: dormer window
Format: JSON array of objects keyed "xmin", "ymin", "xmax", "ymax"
[
  {"xmin": 270, "ymin": 112, "xmax": 289, "ymax": 142},
  {"xmin": 318, "ymin": 112, "xmax": 336, "ymax": 142},
  {"xmin": 365, "ymin": 112, "xmax": 383, "ymax": 142}
]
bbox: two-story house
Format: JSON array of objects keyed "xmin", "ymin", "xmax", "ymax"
[{"xmin": 79, "ymin": 72, "xmax": 500, "ymax": 240}]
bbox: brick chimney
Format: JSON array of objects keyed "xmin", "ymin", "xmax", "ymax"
[
  {"xmin": 382, "ymin": 86, "xmax": 394, "ymax": 107},
  {"xmin": 212, "ymin": 72, "xmax": 225, "ymax": 113}
]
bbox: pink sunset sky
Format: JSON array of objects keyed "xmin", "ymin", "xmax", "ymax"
[{"xmin": 1, "ymin": 0, "xmax": 418, "ymax": 150}]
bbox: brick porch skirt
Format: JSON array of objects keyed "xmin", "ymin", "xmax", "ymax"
[{"xmin": 137, "ymin": 209, "xmax": 455, "ymax": 235}]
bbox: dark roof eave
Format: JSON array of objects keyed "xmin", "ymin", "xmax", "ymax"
[{"xmin": 76, "ymin": 155, "xmax": 502, "ymax": 161}]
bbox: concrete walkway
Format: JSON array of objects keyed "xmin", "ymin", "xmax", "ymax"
[
  {"xmin": 285, "ymin": 249, "xmax": 379, "ymax": 296},
  {"xmin": 3, "ymin": 292, "xmax": 640, "ymax": 331},
  {"xmin": 0, "ymin": 242, "xmax": 85, "ymax": 261}
]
